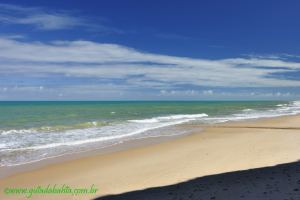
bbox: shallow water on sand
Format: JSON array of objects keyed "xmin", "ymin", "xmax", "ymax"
[{"xmin": 1, "ymin": 101, "xmax": 300, "ymax": 166}]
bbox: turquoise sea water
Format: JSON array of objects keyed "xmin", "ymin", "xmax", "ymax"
[{"xmin": 1, "ymin": 101, "xmax": 300, "ymax": 166}]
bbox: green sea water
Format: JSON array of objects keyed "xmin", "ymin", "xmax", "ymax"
[
  {"xmin": 0, "ymin": 101, "xmax": 285, "ymax": 130},
  {"xmin": 1, "ymin": 100, "xmax": 299, "ymax": 166}
]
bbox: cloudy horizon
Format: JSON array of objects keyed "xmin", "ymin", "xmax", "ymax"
[{"xmin": 0, "ymin": 1, "xmax": 300, "ymax": 100}]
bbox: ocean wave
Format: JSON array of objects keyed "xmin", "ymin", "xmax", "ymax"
[
  {"xmin": 0, "ymin": 121, "xmax": 109, "ymax": 136},
  {"xmin": 1, "ymin": 115, "xmax": 206, "ymax": 152},
  {"xmin": 128, "ymin": 113, "xmax": 208, "ymax": 123},
  {"xmin": 184, "ymin": 100, "xmax": 300, "ymax": 125},
  {"xmin": 242, "ymin": 109, "xmax": 254, "ymax": 112},
  {"xmin": 0, "ymin": 129, "xmax": 37, "ymax": 136},
  {"xmin": 2, "ymin": 100, "xmax": 300, "ymax": 166},
  {"xmin": 216, "ymin": 100, "xmax": 300, "ymax": 122}
]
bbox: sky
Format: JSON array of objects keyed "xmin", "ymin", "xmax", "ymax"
[{"xmin": 0, "ymin": 0, "xmax": 300, "ymax": 100}]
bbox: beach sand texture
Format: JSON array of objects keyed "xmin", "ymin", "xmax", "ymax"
[
  {"xmin": 1, "ymin": 115, "xmax": 300, "ymax": 200},
  {"xmin": 98, "ymin": 161, "xmax": 300, "ymax": 200}
]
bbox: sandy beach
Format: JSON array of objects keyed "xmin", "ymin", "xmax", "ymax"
[
  {"xmin": 1, "ymin": 1, "xmax": 300, "ymax": 199},
  {"xmin": 1, "ymin": 115, "xmax": 300, "ymax": 200}
]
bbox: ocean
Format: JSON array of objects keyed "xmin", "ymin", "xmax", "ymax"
[{"xmin": 1, "ymin": 101, "xmax": 300, "ymax": 167}]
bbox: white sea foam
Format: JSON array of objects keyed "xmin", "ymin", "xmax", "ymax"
[
  {"xmin": 129, "ymin": 113, "xmax": 208, "ymax": 123},
  {"xmin": 0, "ymin": 121, "xmax": 104, "ymax": 136},
  {"xmin": 206, "ymin": 100, "xmax": 300, "ymax": 123},
  {"xmin": 242, "ymin": 109, "xmax": 253, "ymax": 112},
  {"xmin": 0, "ymin": 129, "xmax": 37, "ymax": 136},
  {"xmin": 2, "ymin": 101, "xmax": 300, "ymax": 166},
  {"xmin": 1, "ymin": 113, "xmax": 208, "ymax": 152}
]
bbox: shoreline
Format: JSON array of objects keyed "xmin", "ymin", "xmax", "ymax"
[
  {"xmin": 0, "ymin": 114, "xmax": 291, "ymax": 179},
  {"xmin": 0, "ymin": 125, "xmax": 202, "ymax": 179},
  {"xmin": 1, "ymin": 114, "xmax": 300, "ymax": 199}
]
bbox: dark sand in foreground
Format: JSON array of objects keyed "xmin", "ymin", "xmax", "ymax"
[{"xmin": 97, "ymin": 160, "xmax": 300, "ymax": 200}]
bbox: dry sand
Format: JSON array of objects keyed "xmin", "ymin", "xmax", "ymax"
[{"xmin": 1, "ymin": 115, "xmax": 300, "ymax": 200}]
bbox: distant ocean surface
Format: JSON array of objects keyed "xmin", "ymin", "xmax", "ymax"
[{"xmin": 1, "ymin": 101, "xmax": 300, "ymax": 166}]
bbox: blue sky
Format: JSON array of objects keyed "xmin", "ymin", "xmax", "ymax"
[{"xmin": 0, "ymin": 0, "xmax": 300, "ymax": 100}]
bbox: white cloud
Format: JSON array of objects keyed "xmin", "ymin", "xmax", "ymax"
[
  {"xmin": 16, "ymin": 14, "xmax": 83, "ymax": 30},
  {"xmin": 1, "ymin": 37, "xmax": 300, "ymax": 96},
  {"xmin": 160, "ymin": 90, "xmax": 167, "ymax": 94},
  {"xmin": 0, "ymin": 34, "xmax": 26, "ymax": 39},
  {"xmin": 202, "ymin": 90, "xmax": 214, "ymax": 95},
  {"xmin": 0, "ymin": 3, "xmax": 94, "ymax": 30},
  {"xmin": 159, "ymin": 89, "xmax": 198, "ymax": 96}
]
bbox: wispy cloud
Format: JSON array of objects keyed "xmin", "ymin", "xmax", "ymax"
[
  {"xmin": 243, "ymin": 53, "xmax": 300, "ymax": 61},
  {"xmin": 1, "ymin": 37, "xmax": 300, "ymax": 99},
  {"xmin": 0, "ymin": 3, "xmax": 120, "ymax": 32},
  {"xmin": 0, "ymin": 34, "xmax": 26, "ymax": 39},
  {"xmin": 1, "ymin": 37, "xmax": 300, "ymax": 86}
]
